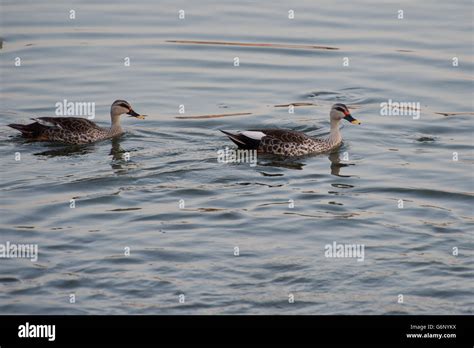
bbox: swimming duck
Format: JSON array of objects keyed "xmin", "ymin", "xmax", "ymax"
[
  {"xmin": 8, "ymin": 100, "xmax": 145, "ymax": 145},
  {"xmin": 221, "ymin": 103, "xmax": 360, "ymax": 156}
]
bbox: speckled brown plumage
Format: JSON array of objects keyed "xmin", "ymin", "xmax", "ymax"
[
  {"xmin": 8, "ymin": 117, "xmax": 118, "ymax": 144},
  {"xmin": 221, "ymin": 104, "xmax": 360, "ymax": 157},
  {"xmin": 257, "ymin": 129, "xmax": 341, "ymax": 156},
  {"xmin": 8, "ymin": 100, "xmax": 145, "ymax": 145},
  {"xmin": 222, "ymin": 129, "xmax": 341, "ymax": 156}
]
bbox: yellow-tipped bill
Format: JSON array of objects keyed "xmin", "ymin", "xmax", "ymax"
[
  {"xmin": 344, "ymin": 114, "xmax": 361, "ymax": 125},
  {"xmin": 127, "ymin": 109, "xmax": 146, "ymax": 119}
]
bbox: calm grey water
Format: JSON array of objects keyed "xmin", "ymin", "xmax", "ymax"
[{"xmin": 0, "ymin": 0, "xmax": 473, "ymax": 314}]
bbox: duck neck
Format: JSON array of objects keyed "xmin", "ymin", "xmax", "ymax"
[
  {"xmin": 109, "ymin": 114, "xmax": 123, "ymax": 136},
  {"xmin": 328, "ymin": 119, "xmax": 342, "ymax": 145}
]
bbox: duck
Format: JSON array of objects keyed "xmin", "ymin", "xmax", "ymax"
[
  {"xmin": 8, "ymin": 100, "xmax": 146, "ymax": 145},
  {"xmin": 220, "ymin": 103, "xmax": 360, "ymax": 156}
]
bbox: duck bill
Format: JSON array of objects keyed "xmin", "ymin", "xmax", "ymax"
[
  {"xmin": 127, "ymin": 109, "xmax": 146, "ymax": 120},
  {"xmin": 344, "ymin": 114, "xmax": 361, "ymax": 125}
]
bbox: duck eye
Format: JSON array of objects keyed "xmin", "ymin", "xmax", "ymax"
[
  {"xmin": 335, "ymin": 107, "xmax": 345, "ymax": 113},
  {"xmin": 119, "ymin": 103, "xmax": 129, "ymax": 109}
]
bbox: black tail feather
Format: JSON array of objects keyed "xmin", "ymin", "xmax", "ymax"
[
  {"xmin": 220, "ymin": 130, "xmax": 245, "ymax": 146},
  {"xmin": 8, "ymin": 123, "xmax": 30, "ymax": 132},
  {"xmin": 8, "ymin": 122, "xmax": 43, "ymax": 138},
  {"xmin": 220, "ymin": 130, "xmax": 261, "ymax": 150}
]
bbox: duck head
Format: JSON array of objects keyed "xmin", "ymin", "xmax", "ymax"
[
  {"xmin": 330, "ymin": 103, "xmax": 361, "ymax": 125},
  {"xmin": 111, "ymin": 100, "xmax": 146, "ymax": 119}
]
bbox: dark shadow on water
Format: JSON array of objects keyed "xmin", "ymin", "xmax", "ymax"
[
  {"xmin": 258, "ymin": 157, "xmax": 305, "ymax": 170},
  {"xmin": 33, "ymin": 143, "xmax": 96, "ymax": 157},
  {"xmin": 110, "ymin": 137, "xmax": 126, "ymax": 161},
  {"xmin": 24, "ymin": 136, "xmax": 138, "ymax": 173},
  {"xmin": 109, "ymin": 137, "xmax": 140, "ymax": 174},
  {"xmin": 328, "ymin": 151, "xmax": 355, "ymax": 177},
  {"xmin": 27, "ymin": 136, "xmax": 126, "ymax": 159},
  {"xmin": 255, "ymin": 150, "xmax": 355, "ymax": 176}
]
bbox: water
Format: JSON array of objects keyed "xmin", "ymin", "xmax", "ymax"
[{"xmin": 0, "ymin": 0, "xmax": 473, "ymax": 314}]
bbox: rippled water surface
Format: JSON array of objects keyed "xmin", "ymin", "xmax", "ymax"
[{"xmin": 0, "ymin": 0, "xmax": 473, "ymax": 314}]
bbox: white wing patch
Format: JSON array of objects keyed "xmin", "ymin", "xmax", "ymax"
[
  {"xmin": 240, "ymin": 131, "xmax": 266, "ymax": 140},
  {"xmin": 32, "ymin": 118, "xmax": 61, "ymax": 128}
]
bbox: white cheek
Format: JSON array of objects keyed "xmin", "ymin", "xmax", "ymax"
[
  {"xmin": 241, "ymin": 131, "xmax": 266, "ymax": 140},
  {"xmin": 331, "ymin": 111, "xmax": 344, "ymax": 121},
  {"xmin": 113, "ymin": 106, "xmax": 127, "ymax": 114}
]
